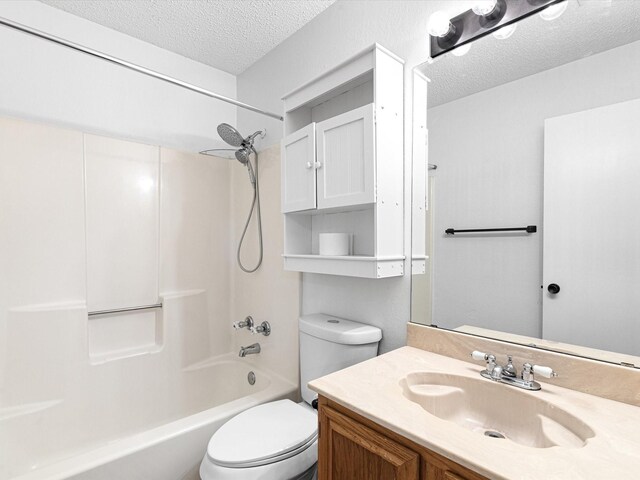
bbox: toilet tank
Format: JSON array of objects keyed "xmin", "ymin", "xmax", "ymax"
[{"xmin": 299, "ymin": 313, "xmax": 382, "ymax": 405}]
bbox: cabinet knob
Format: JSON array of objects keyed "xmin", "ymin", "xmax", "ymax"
[
  {"xmin": 314, "ymin": 161, "xmax": 322, "ymax": 169},
  {"xmin": 306, "ymin": 161, "xmax": 313, "ymax": 169},
  {"xmin": 547, "ymin": 283, "xmax": 560, "ymax": 294}
]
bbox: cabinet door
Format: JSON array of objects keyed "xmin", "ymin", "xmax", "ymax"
[
  {"xmin": 316, "ymin": 104, "xmax": 375, "ymax": 209},
  {"xmin": 281, "ymin": 123, "xmax": 316, "ymax": 213},
  {"xmin": 319, "ymin": 405, "xmax": 419, "ymax": 480}
]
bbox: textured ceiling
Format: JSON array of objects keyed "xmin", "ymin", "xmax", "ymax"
[
  {"xmin": 39, "ymin": 0, "xmax": 336, "ymax": 75},
  {"xmin": 419, "ymin": 0, "xmax": 640, "ymax": 108}
]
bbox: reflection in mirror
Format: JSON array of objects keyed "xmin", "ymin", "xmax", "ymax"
[{"xmin": 411, "ymin": 0, "xmax": 640, "ymax": 367}]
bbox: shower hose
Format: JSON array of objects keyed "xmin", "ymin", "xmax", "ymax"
[{"xmin": 237, "ymin": 150, "xmax": 263, "ymax": 273}]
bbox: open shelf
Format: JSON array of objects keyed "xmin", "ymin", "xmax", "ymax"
[{"xmin": 282, "ymin": 254, "xmax": 405, "ymax": 279}]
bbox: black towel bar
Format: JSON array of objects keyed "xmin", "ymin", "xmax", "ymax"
[{"xmin": 445, "ymin": 225, "xmax": 537, "ymax": 235}]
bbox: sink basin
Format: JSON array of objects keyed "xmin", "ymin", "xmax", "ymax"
[{"xmin": 400, "ymin": 372, "xmax": 594, "ymax": 449}]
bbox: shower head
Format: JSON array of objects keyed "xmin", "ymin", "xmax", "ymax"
[
  {"xmin": 235, "ymin": 147, "xmax": 251, "ymax": 165},
  {"xmin": 217, "ymin": 123, "xmax": 245, "ymax": 147}
]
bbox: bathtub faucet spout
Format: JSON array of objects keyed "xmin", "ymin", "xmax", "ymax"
[{"xmin": 239, "ymin": 343, "xmax": 261, "ymax": 357}]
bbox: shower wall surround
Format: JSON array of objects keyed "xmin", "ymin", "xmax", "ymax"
[
  {"xmin": 0, "ymin": 114, "xmax": 300, "ymax": 423},
  {"xmin": 0, "ymin": 114, "xmax": 228, "ymax": 394}
]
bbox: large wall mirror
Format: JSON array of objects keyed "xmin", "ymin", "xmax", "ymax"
[{"xmin": 411, "ymin": 0, "xmax": 640, "ymax": 367}]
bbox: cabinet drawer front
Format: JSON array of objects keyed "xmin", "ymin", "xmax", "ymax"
[
  {"xmin": 282, "ymin": 123, "xmax": 317, "ymax": 213},
  {"xmin": 316, "ymin": 104, "xmax": 376, "ymax": 210}
]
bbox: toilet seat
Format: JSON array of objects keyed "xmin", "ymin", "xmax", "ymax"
[{"xmin": 206, "ymin": 399, "xmax": 318, "ymax": 468}]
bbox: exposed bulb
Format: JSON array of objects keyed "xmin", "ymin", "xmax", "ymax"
[
  {"xmin": 539, "ymin": 0, "xmax": 568, "ymax": 21},
  {"xmin": 492, "ymin": 23, "xmax": 517, "ymax": 40},
  {"xmin": 472, "ymin": 0, "xmax": 498, "ymax": 16},
  {"xmin": 451, "ymin": 43, "xmax": 472, "ymax": 57},
  {"xmin": 427, "ymin": 11, "xmax": 453, "ymax": 37}
]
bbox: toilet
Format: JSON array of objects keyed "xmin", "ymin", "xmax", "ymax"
[{"xmin": 199, "ymin": 313, "xmax": 382, "ymax": 480}]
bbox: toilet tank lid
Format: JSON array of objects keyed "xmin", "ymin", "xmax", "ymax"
[{"xmin": 299, "ymin": 314, "xmax": 382, "ymax": 345}]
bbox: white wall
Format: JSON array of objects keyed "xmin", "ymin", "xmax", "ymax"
[
  {"xmin": 0, "ymin": 0, "xmax": 236, "ymax": 153},
  {"xmin": 237, "ymin": 0, "xmax": 449, "ymax": 353},
  {"xmin": 426, "ymin": 40, "xmax": 640, "ymax": 337}
]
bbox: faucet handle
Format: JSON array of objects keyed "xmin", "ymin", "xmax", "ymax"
[
  {"xmin": 471, "ymin": 351, "xmax": 496, "ymax": 374},
  {"xmin": 471, "ymin": 350, "xmax": 490, "ymax": 361},
  {"xmin": 250, "ymin": 321, "xmax": 271, "ymax": 336},
  {"xmin": 532, "ymin": 365, "xmax": 558, "ymax": 379},
  {"xmin": 233, "ymin": 316, "xmax": 254, "ymax": 331}
]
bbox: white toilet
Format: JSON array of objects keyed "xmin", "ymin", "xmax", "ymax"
[{"xmin": 199, "ymin": 313, "xmax": 382, "ymax": 480}]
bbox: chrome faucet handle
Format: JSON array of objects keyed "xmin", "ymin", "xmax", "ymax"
[
  {"xmin": 233, "ymin": 316, "xmax": 254, "ymax": 331},
  {"xmin": 250, "ymin": 320, "xmax": 271, "ymax": 336},
  {"xmin": 471, "ymin": 350, "xmax": 496, "ymax": 373},
  {"xmin": 522, "ymin": 363, "xmax": 557, "ymax": 383}
]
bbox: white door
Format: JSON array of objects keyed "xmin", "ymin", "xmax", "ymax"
[
  {"xmin": 316, "ymin": 104, "xmax": 375, "ymax": 209},
  {"xmin": 543, "ymin": 99, "xmax": 640, "ymax": 356},
  {"xmin": 281, "ymin": 123, "xmax": 316, "ymax": 213}
]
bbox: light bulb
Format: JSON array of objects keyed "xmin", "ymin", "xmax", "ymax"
[
  {"xmin": 539, "ymin": 0, "xmax": 568, "ymax": 21},
  {"xmin": 451, "ymin": 43, "xmax": 472, "ymax": 57},
  {"xmin": 427, "ymin": 11, "xmax": 453, "ymax": 37},
  {"xmin": 472, "ymin": 0, "xmax": 498, "ymax": 16},
  {"xmin": 492, "ymin": 23, "xmax": 517, "ymax": 40}
]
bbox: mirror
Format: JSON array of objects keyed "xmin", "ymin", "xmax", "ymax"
[{"xmin": 411, "ymin": 0, "xmax": 640, "ymax": 367}]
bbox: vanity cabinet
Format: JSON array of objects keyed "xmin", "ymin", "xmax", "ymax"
[
  {"xmin": 318, "ymin": 396, "xmax": 489, "ymax": 480},
  {"xmin": 281, "ymin": 44, "xmax": 404, "ymax": 278}
]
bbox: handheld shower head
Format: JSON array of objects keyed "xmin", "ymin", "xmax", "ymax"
[
  {"xmin": 217, "ymin": 123, "xmax": 245, "ymax": 147},
  {"xmin": 235, "ymin": 147, "xmax": 251, "ymax": 165}
]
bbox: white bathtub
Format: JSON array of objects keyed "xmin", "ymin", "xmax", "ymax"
[{"xmin": 1, "ymin": 356, "xmax": 296, "ymax": 480}]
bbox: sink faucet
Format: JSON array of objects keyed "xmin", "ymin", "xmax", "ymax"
[
  {"xmin": 239, "ymin": 343, "xmax": 261, "ymax": 357},
  {"xmin": 471, "ymin": 351, "xmax": 557, "ymax": 391}
]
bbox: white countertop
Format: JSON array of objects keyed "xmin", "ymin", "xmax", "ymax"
[{"xmin": 308, "ymin": 346, "xmax": 640, "ymax": 480}]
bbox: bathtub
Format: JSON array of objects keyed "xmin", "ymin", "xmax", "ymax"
[{"xmin": 1, "ymin": 356, "xmax": 296, "ymax": 480}]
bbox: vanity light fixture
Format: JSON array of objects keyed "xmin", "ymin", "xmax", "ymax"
[{"xmin": 428, "ymin": 0, "xmax": 566, "ymax": 59}]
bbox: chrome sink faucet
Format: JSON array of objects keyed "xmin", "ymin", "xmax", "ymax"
[{"xmin": 471, "ymin": 351, "xmax": 557, "ymax": 391}]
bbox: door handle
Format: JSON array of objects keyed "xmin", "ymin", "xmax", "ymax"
[{"xmin": 547, "ymin": 283, "xmax": 561, "ymax": 294}]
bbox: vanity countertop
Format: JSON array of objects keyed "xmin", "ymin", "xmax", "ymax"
[{"xmin": 308, "ymin": 346, "xmax": 640, "ymax": 480}]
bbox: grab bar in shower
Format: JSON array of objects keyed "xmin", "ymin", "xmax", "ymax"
[
  {"xmin": 88, "ymin": 303, "xmax": 163, "ymax": 317},
  {"xmin": 445, "ymin": 225, "xmax": 537, "ymax": 235}
]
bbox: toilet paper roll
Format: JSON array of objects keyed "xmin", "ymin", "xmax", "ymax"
[{"xmin": 319, "ymin": 233, "xmax": 350, "ymax": 256}]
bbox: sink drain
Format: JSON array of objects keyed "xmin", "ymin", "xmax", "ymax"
[{"xmin": 484, "ymin": 430, "xmax": 506, "ymax": 439}]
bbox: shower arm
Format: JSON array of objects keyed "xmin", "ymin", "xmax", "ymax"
[
  {"xmin": 243, "ymin": 130, "xmax": 266, "ymax": 145},
  {"xmin": 0, "ymin": 16, "xmax": 284, "ymax": 121}
]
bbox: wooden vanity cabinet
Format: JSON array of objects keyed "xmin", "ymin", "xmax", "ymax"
[{"xmin": 317, "ymin": 396, "xmax": 489, "ymax": 480}]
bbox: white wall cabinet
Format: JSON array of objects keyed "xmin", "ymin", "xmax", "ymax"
[
  {"xmin": 283, "ymin": 104, "xmax": 376, "ymax": 213},
  {"xmin": 281, "ymin": 44, "xmax": 404, "ymax": 278},
  {"xmin": 282, "ymin": 123, "xmax": 317, "ymax": 213},
  {"xmin": 316, "ymin": 104, "xmax": 375, "ymax": 210}
]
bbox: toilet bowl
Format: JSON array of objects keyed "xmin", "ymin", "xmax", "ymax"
[
  {"xmin": 200, "ymin": 400, "xmax": 318, "ymax": 480},
  {"xmin": 200, "ymin": 314, "xmax": 382, "ymax": 480}
]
